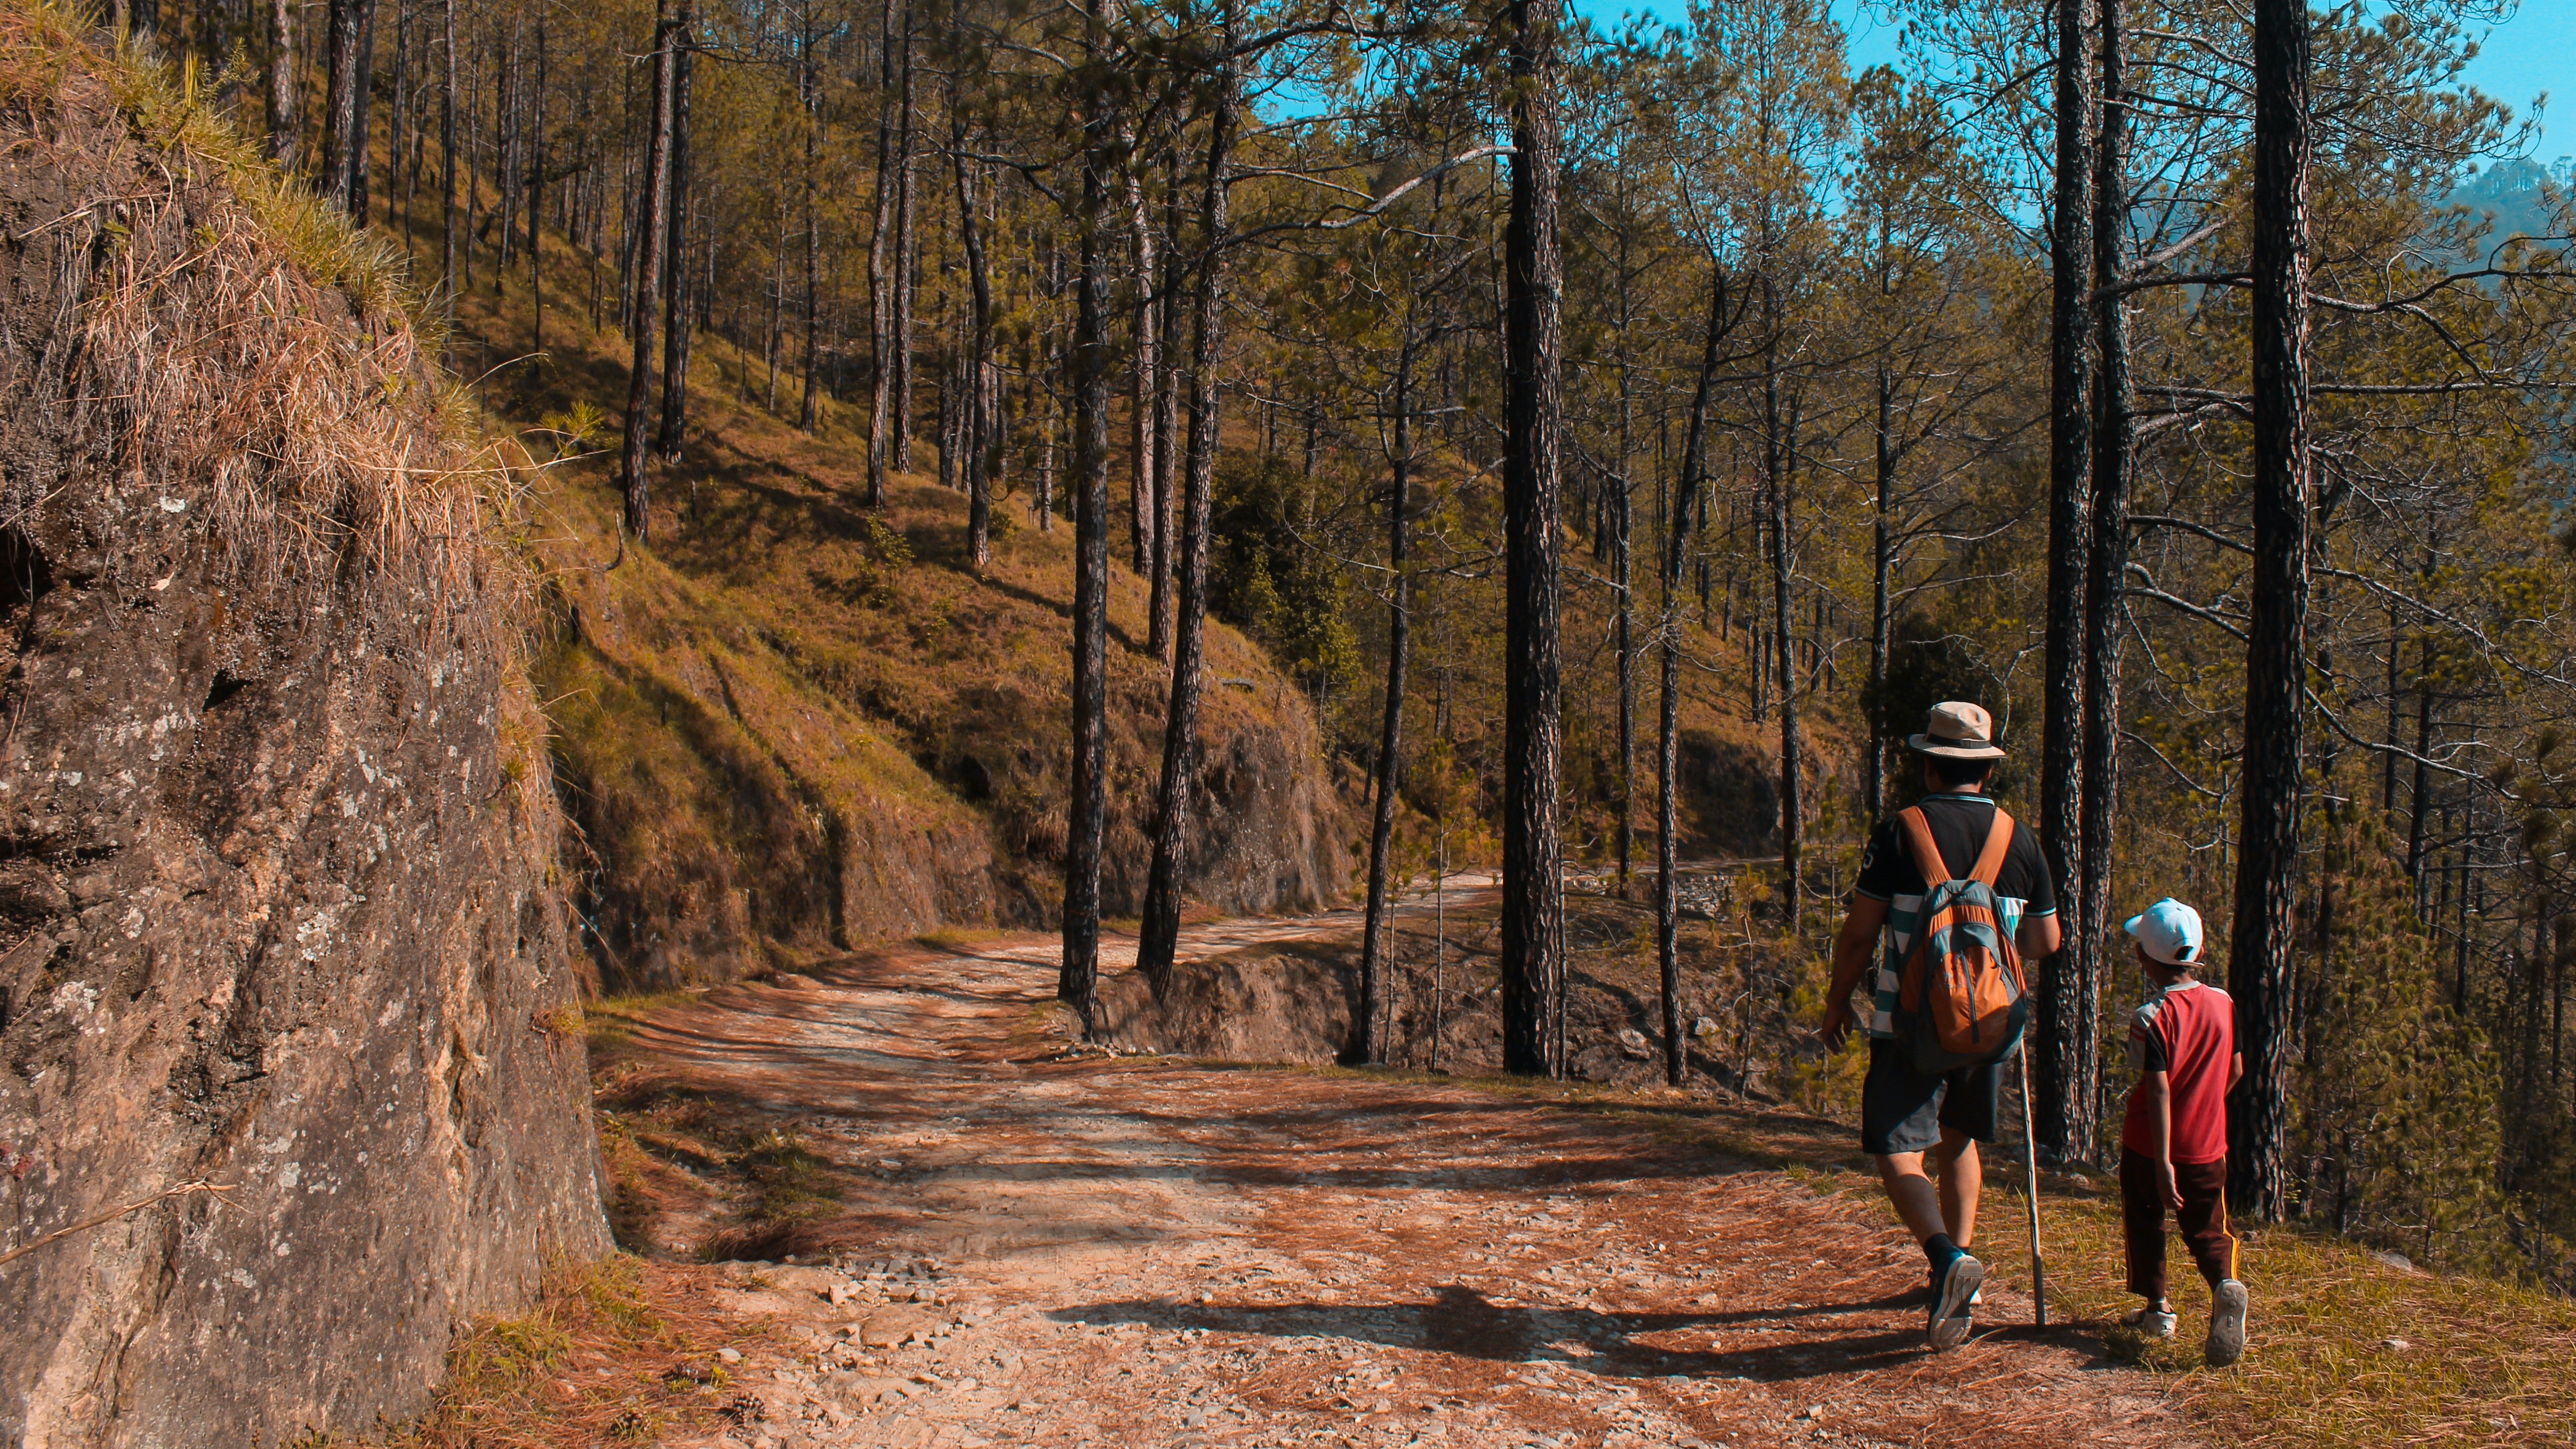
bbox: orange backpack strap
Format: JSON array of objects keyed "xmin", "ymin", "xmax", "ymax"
[
  {"xmin": 1968, "ymin": 807, "xmax": 2015, "ymax": 887},
  {"xmin": 1895, "ymin": 806, "xmax": 1951, "ymax": 884}
]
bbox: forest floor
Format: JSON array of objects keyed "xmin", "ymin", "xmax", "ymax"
[{"xmin": 515, "ymin": 889, "xmax": 2212, "ymax": 1449}]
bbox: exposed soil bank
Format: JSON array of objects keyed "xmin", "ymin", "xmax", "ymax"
[{"xmin": 0, "ymin": 22, "xmax": 607, "ymax": 1446}]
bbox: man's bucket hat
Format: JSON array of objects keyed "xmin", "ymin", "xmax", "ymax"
[{"xmin": 1907, "ymin": 701, "xmax": 2007, "ymax": 760}]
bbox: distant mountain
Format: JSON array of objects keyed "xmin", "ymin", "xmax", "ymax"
[{"xmin": 2451, "ymin": 156, "xmax": 2573, "ymax": 245}]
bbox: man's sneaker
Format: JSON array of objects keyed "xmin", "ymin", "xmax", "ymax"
[
  {"xmin": 1927, "ymin": 1254, "xmax": 1984, "ymax": 1351},
  {"xmin": 2120, "ymin": 1306, "xmax": 2178, "ymax": 1340},
  {"xmin": 2206, "ymin": 1280, "xmax": 2250, "ymax": 1366}
]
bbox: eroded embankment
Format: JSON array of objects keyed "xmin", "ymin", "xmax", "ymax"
[{"xmin": 0, "ymin": 18, "xmax": 607, "ymax": 1447}]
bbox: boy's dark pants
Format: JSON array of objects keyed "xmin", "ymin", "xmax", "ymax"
[{"xmin": 2120, "ymin": 1147, "xmax": 2239, "ymax": 1300}]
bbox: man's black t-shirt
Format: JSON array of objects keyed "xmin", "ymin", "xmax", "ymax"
[{"xmin": 1852, "ymin": 791, "xmax": 2059, "ymax": 915}]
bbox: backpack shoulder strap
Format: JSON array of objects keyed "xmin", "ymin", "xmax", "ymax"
[
  {"xmin": 1895, "ymin": 806, "xmax": 1952, "ymax": 884},
  {"xmin": 1968, "ymin": 807, "xmax": 2015, "ymax": 887}
]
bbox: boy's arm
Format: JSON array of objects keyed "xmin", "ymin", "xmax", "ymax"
[
  {"xmin": 2229, "ymin": 1050, "xmax": 2243, "ymax": 1092},
  {"xmin": 2141, "ymin": 1069, "xmax": 2184, "ymax": 1210},
  {"xmin": 1819, "ymin": 896, "xmax": 1890, "ymax": 1052}
]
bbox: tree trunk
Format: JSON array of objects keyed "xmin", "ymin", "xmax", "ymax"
[
  {"xmin": 2075, "ymin": 0, "xmax": 2134, "ymax": 1171},
  {"xmin": 954, "ymin": 109, "xmax": 995, "ymax": 569},
  {"xmin": 1499, "ymin": 0, "xmax": 1566, "ymax": 1080},
  {"xmin": 1867, "ymin": 365, "xmax": 1893, "ymax": 820},
  {"xmin": 891, "ymin": 31, "xmax": 918, "ymax": 471},
  {"xmin": 865, "ymin": 0, "xmax": 905, "ymax": 504},
  {"xmin": 267, "ymin": 0, "xmax": 294, "ymax": 167},
  {"xmin": 798, "ymin": 36, "xmax": 822, "ymax": 433},
  {"xmin": 1359, "ymin": 333, "xmax": 1416, "ymax": 1067},
  {"xmin": 351, "ymin": 0, "xmax": 378, "ymax": 223},
  {"xmin": 2228, "ymin": 0, "xmax": 2313, "ymax": 1224},
  {"xmin": 657, "ymin": 29, "xmax": 696, "ymax": 459},
  {"xmin": 527, "ymin": 17, "xmax": 545, "ymax": 354},
  {"xmin": 1133, "ymin": 15, "xmax": 1239, "ymax": 994},
  {"xmin": 1770, "ymin": 375, "xmax": 1801, "ymax": 939},
  {"xmin": 1664, "ymin": 266, "xmax": 1727, "ymax": 1090},
  {"xmin": 438, "ymin": 0, "xmax": 455, "ymax": 324},
  {"xmin": 617, "ymin": 0, "xmax": 681, "ymax": 542},
  {"xmin": 1059, "ymin": 0, "xmax": 1120, "ymax": 1033},
  {"xmin": 1128, "ymin": 162, "xmax": 1161, "ymax": 585},
  {"xmin": 2036, "ymin": 0, "xmax": 2097, "ymax": 1165},
  {"xmin": 320, "ymin": 0, "xmax": 372, "ymax": 213}
]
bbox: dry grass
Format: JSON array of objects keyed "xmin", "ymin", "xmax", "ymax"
[
  {"xmin": 360, "ymin": 1255, "xmax": 755, "ymax": 1449},
  {"xmin": 0, "ymin": 0, "xmax": 541, "ymax": 693}
]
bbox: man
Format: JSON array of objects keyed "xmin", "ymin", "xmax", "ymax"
[{"xmin": 1820, "ymin": 701, "xmax": 2061, "ymax": 1351}]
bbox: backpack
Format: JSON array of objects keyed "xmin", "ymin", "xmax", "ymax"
[{"xmin": 1892, "ymin": 805, "xmax": 2031, "ymax": 1073}]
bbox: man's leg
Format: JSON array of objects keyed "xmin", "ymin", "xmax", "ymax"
[
  {"xmin": 1875, "ymin": 1150, "xmax": 1949, "ymax": 1244},
  {"xmin": 1932, "ymin": 1127, "xmax": 1980, "ymax": 1249},
  {"xmin": 1876, "ymin": 1128, "xmax": 1979, "ymax": 1247}
]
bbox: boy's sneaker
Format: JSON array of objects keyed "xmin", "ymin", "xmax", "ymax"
[
  {"xmin": 2206, "ymin": 1279, "xmax": 2250, "ymax": 1366},
  {"xmin": 2120, "ymin": 1306, "xmax": 2178, "ymax": 1340},
  {"xmin": 1927, "ymin": 1254, "xmax": 1984, "ymax": 1351}
]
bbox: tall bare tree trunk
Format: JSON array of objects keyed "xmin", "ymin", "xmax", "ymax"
[
  {"xmin": 1770, "ymin": 377, "xmax": 1801, "ymax": 939},
  {"xmin": 2036, "ymin": 0, "xmax": 2097, "ymax": 1164},
  {"xmin": 798, "ymin": 29, "xmax": 822, "ymax": 432},
  {"xmin": 1358, "ymin": 332, "xmax": 1416, "ymax": 1067},
  {"xmin": 2077, "ymin": 0, "xmax": 2134, "ymax": 1160},
  {"xmin": 1663, "ymin": 266, "xmax": 1727, "ymax": 1089},
  {"xmin": 1059, "ymin": 0, "xmax": 1118, "ymax": 1033},
  {"xmin": 1499, "ymin": 0, "xmax": 1565, "ymax": 1080},
  {"xmin": 657, "ymin": 28, "xmax": 696, "ymax": 459},
  {"xmin": 865, "ymin": 0, "xmax": 905, "ymax": 503},
  {"xmin": 617, "ymin": 0, "xmax": 681, "ymax": 542},
  {"xmin": 1867, "ymin": 365, "xmax": 1894, "ymax": 819},
  {"xmin": 320, "ymin": 0, "xmax": 375, "ymax": 213},
  {"xmin": 527, "ymin": 17, "xmax": 545, "ymax": 354},
  {"xmin": 954, "ymin": 108, "xmax": 995, "ymax": 568},
  {"xmin": 267, "ymin": 0, "xmax": 294, "ymax": 166},
  {"xmin": 1134, "ymin": 10, "xmax": 1239, "ymax": 994},
  {"xmin": 2229, "ymin": 0, "xmax": 2313, "ymax": 1222},
  {"xmin": 1128, "ymin": 164, "xmax": 1161, "ymax": 586},
  {"xmin": 438, "ymin": 0, "xmax": 455, "ymax": 325},
  {"xmin": 891, "ymin": 29, "xmax": 917, "ymax": 471}
]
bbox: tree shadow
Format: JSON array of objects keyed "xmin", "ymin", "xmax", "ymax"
[{"xmin": 1058, "ymin": 1283, "xmax": 1946, "ymax": 1384}]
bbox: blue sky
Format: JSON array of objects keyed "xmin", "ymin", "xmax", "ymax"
[{"xmin": 1575, "ymin": 0, "xmax": 2573, "ymax": 151}]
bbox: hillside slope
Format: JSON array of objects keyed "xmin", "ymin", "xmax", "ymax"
[{"xmin": 430, "ymin": 231, "xmax": 1358, "ymax": 990}]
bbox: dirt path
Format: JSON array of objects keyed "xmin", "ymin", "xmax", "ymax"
[{"xmin": 613, "ymin": 908, "xmax": 2189, "ymax": 1449}]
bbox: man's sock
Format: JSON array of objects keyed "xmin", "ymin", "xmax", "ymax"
[{"xmin": 1924, "ymin": 1233, "xmax": 1964, "ymax": 1273}]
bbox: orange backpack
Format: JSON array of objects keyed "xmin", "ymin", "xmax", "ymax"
[{"xmin": 1893, "ymin": 805, "xmax": 2032, "ymax": 1072}]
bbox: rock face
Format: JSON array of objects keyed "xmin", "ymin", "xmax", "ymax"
[{"xmin": 0, "ymin": 26, "xmax": 608, "ymax": 1447}]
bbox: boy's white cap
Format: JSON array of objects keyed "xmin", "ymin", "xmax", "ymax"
[{"xmin": 2123, "ymin": 897, "xmax": 2205, "ymax": 966}]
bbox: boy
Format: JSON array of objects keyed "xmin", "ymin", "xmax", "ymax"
[{"xmin": 2118, "ymin": 897, "xmax": 2251, "ymax": 1366}]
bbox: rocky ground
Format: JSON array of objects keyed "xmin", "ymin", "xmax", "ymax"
[{"xmin": 593, "ymin": 902, "xmax": 2192, "ymax": 1449}]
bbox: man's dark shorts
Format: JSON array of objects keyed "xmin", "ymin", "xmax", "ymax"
[{"xmin": 1861, "ymin": 1039, "xmax": 2002, "ymax": 1156}]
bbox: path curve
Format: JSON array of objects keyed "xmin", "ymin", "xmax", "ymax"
[{"xmin": 619, "ymin": 908, "xmax": 2190, "ymax": 1449}]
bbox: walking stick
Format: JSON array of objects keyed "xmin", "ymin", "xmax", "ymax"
[{"xmin": 2019, "ymin": 1045, "xmax": 2048, "ymax": 1328}]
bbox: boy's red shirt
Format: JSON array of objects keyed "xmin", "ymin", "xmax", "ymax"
[{"xmin": 2121, "ymin": 978, "xmax": 2235, "ymax": 1165}]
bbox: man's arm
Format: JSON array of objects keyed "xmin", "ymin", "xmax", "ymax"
[
  {"xmin": 2018, "ymin": 910, "xmax": 2062, "ymax": 960},
  {"xmin": 1819, "ymin": 896, "xmax": 1889, "ymax": 1052},
  {"xmin": 2228, "ymin": 1050, "xmax": 2244, "ymax": 1092}
]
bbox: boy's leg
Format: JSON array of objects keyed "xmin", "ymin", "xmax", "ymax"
[
  {"xmin": 2118, "ymin": 1147, "xmax": 2171, "ymax": 1305},
  {"xmin": 2173, "ymin": 1159, "xmax": 2240, "ymax": 1289}
]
